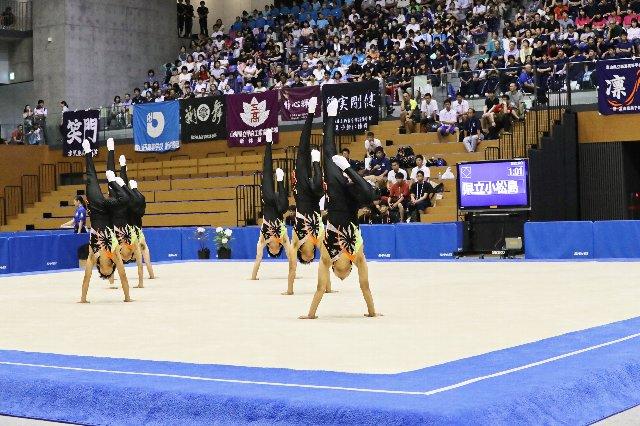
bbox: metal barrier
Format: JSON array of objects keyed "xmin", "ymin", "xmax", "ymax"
[
  {"xmin": 4, "ymin": 185, "xmax": 22, "ymax": 217},
  {"xmin": 21, "ymin": 174, "xmax": 39, "ymax": 207},
  {"xmin": 235, "ymin": 184, "xmax": 261, "ymax": 227},
  {"xmin": 39, "ymin": 163, "xmax": 57, "ymax": 193}
]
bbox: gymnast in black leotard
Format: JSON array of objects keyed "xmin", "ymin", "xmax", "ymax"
[
  {"xmin": 300, "ymin": 99, "xmax": 380, "ymax": 319},
  {"xmin": 80, "ymin": 139, "xmax": 132, "ymax": 303},
  {"xmin": 118, "ymin": 154, "xmax": 155, "ymax": 281},
  {"xmin": 283, "ymin": 97, "xmax": 325, "ymax": 295},
  {"xmin": 250, "ymin": 128, "xmax": 292, "ymax": 280}
]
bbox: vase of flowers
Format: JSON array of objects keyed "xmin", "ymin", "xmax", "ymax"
[
  {"xmin": 194, "ymin": 227, "xmax": 211, "ymax": 259},
  {"xmin": 215, "ymin": 227, "xmax": 233, "ymax": 259}
]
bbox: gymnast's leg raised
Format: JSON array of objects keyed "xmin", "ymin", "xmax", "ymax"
[
  {"xmin": 250, "ymin": 128, "xmax": 292, "ymax": 280},
  {"xmin": 80, "ymin": 139, "xmax": 131, "ymax": 303},
  {"xmin": 300, "ymin": 99, "xmax": 379, "ymax": 319}
]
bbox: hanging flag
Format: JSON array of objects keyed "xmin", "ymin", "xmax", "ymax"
[
  {"xmin": 279, "ymin": 86, "xmax": 321, "ymax": 121},
  {"xmin": 62, "ymin": 110, "xmax": 100, "ymax": 157},
  {"xmin": 321, "ymin": 79, "xmax": 380, "ymax": 133},
  {"xmin": 226, "ymin": 90, "xmax": 279, "ymax": 147},
  {"xmin": 180, "ymin": 95, "xmax": 227, "ymax": 142},
  {"xmin": 133, "ymin": 100, "xmax": 181, "ymax": 152},
  {"xmin": 597, "ymin": 59, "xmax": 640, "ymax": 115}
]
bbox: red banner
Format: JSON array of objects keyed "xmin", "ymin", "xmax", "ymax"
[
  {"xmin": 226, "ymin": 91, "xmax": 279, "ymax": 147},
  {"xmin": 279, "ymin": 86, "xmax": 321, "ymax": 121}
]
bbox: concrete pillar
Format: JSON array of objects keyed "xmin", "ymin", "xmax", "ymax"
[{"xmin": 32, "ymin": 0, "xmax": 181, "ymax": 110}]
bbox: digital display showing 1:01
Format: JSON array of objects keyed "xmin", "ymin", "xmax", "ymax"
[{"xmin": 507, "ymin": 166, "xmax": 525, "ymax": 177}]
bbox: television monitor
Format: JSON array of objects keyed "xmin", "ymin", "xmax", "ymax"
[{"xmin": 456, "ymin": 159, "xmax": 530, "ymax": 211}]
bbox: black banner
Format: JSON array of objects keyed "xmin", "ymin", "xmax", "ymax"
[
  {"xmin": 180, "ymin": 95, "xmax": 227, "ymax": 142},
  {"xmin": 63, "ymin": 109, "xmax": 100, "ymax": 157},
  {"xmin": 321, "ymin": 79, "xmax": 380, "ymax": 134}
]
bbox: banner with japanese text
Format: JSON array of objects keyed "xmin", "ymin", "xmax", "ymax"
[
  {"xmin": 62, "ymin": 110, "xmax": 100, "ymax": 157},
  {"xmin": 180, "ymin": 95, "xmax": 227, "ymax": 142},
  {"xmin": 321, "ymin": 79, "xmax": 379, "ymax": 133},
  {"xmin": 133, "ymin": 100, "xmax": 181, "ymax": 152},
  {"xmin": 597, "ymin": 59, "xmax": 640, "ymax": 115},
  {"xmin": 279, "ymin": 86, "xmax": 321, "ymax": 121},
  {"xmin": 226, "ymin": 90, "xmax": 279, "ymax": 147}
]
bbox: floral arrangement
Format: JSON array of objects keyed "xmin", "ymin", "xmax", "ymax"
[
  {"xmin": 215, "ymin": 227, "xmax": 233, "ymax": 250},
  {"xmin": 194, "ymin": 227, "xmax": 211, "ymax": 250}
]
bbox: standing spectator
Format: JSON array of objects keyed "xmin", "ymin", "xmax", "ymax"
[
  {"xmin": 9, "ymin": 125, "xmax": 24, "ymax": 144},
  {"xmin": 197, "ymin": 1, "xmax": 209, "ymax": 35},
  {"xmin": 22, "ymin": 105, "xmax": 33, "ymax": 137},
  {"xmin": 388, "ymin": 171, "xmax": 410, "ymax": 222},
  {"xmin": 59, "ymin": 101, "xmax": 69, "ymax": 140},
  {"xmin": 364, "ymin": 131, "xmax": 381, "ymax": 157},
  {"xmin": 437, "ymin": 98, "xmax": 458, "ymax": 141},
  {"xmin": 177, "ymin": 0, "xmax": 185, "ymax": 37},
  {"xmin": 1, "ymin": 7, "xmax": 15, "ymax": 28},
  {"xmin": 33, "ymin": 100, "xmax": 48, "ymax": 128},
  {"xmin": 408, "ymin": 171, "xmax": 431, "ymax": 222},
  {"xmin": 122, "ymin": 93, "xmax": 133, "ymax": 127},
  {"xmin": 387, "ymin": 159, "xmax": 407, "ymax": 185},
  {"xmin": 183, "ymin": 0, "xmax": 194, "ymax": 38},
  {"xmin": 462, "ymin": 108, "xmax": 483, "ymax": 152}
]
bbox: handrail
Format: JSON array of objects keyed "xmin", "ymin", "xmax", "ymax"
[{"xmin": 235, "ymin": 184, "xmax": 261, "ymax": 227}]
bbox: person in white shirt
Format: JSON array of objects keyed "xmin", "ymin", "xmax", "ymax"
[
  {"xmin": 179, "ymin": 66, "xmax": 192, "ymax": 85},
  {"xmin": 406, "ymin": 17, "xmax": 420, "ymax": 33},
  {"xmin": 387, "ymin": 159, "xmax": 407, "ymax": 185},
  {"xmin": 241, "ymin": 58, "xmax": 258, "ymax": 82},
  {"xmin": 194, "ymin": 78, "xmax": 208, "ymax": 94},
  {"xmin": 364, "ymin": 131, "xmax": 382, "ymax": 157},
  {"xmin": 453, "ymin": 93, "xmax": 470, "ymax": 124},
  {"xmin": 313, "ymin": 62, "xmax": 327, "ymax": 81},
  {"xmin": 222, "ymin": 84, "xmax": 234, "ymax": 94},
  {"xmin": 438, "ymin": 98, "xmax": 459, "ymax": 141},
  {"xmin": 410, "ymin": 154, "xmax": 431, "ymax": 182},
  {"xmin": 420, "ymin": 93, "xmax": 439, "ymax": 130},
  {"xmin": 210, "ymin": 61, "xmax": 225, "ymax": 79},
  {"xmin": 472, "ymin": 1, "xmax": 486, "ymax": 15}
]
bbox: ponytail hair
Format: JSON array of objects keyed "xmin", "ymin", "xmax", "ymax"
[{"xmin": 75, "ymin": 195, "xmax": 87, "ymax": 209}]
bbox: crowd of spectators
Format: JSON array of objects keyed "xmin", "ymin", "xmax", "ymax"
[
  {"xmin": 4, "ymin": 100, "xmax": 48, "ymax": 145},
  {"xmin": 101, "ymin": 0, "xmax": 637, "ymax": 143}
]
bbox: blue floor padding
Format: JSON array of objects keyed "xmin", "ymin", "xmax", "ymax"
[{"xmin": 2, "ymin": 317, "xmax": 640, "ymax": 424}]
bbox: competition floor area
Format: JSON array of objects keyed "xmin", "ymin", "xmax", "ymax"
[{"xmin": 1, "ymin": 260, "xmax": 640, "ymax": 424}]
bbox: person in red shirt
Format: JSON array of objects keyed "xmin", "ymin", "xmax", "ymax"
[{"xmin": 388, "ymin": 171, "xmax": 411, "ymax": 222}]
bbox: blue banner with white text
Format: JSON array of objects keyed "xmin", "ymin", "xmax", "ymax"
[
  {"xmin": 597, "ymin": 59, "xmax": 640, "ymax": 115},
  {"xmin": 133, "ymin": 100, "xmax": 181, "ymax": 152}
]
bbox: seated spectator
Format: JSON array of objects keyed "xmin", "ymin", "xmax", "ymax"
[
  {"xmin": 365, "ymin": 146, "xmax": 391, "ymax": 183},
  {"xmin": 420, "ymin": 93, "xmax": 439, "ymax": 132},
  {"xmin": 108, "ymin": 96, "xmax": 125, "ymax": 128},
  {"xmin": 410, "ymin": 154, "xmax": 429, "ymax": 182},
  {"xmin": 388, "ymin": 171, "xmax": 410, "ymax": 222},
  {"xmin": 453, "ymin": 92, "xmax": 470, "ymax": 126},
  {"xmin": 364, "ymin": 131, "xmax": 382, "ymax": 157},
  {"xmin": 408, "ymin": 170, "xmax": 431, "ymax": 222},
  {"xmin": 484, "ymin": 94, "xmax": 518, "ymax": 138},
  {"xmin": 462, "ymin": 108, "xmax": 484, "ymax": 152},
  {"xmin": 387, "ymin": 159, "xmax": 407, "ymax": 185},
  {"xmin": 9, "ymin": 125, "xmax": 23, "ymax": 144},
  {"xmin": 27, "ymin": 124, "xmax": 44, "ymax": 145},
  {"xmin": 437, "ymin": 98, "xmax": 458, "ymax": 142},
  {"xmin": 507, "ymin": 82, "xmax": 525, "ymax": 117},
  {"xmin": 399, "ymin": 92, "xmax": 418, "ymax": 134},
  {"xmin": 341, "ymin": 147, "xmax": 361, "ymax": 170},
  {"xmin": 481, "ymin": 89, "xmax": 499, "ymax": 132}
]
